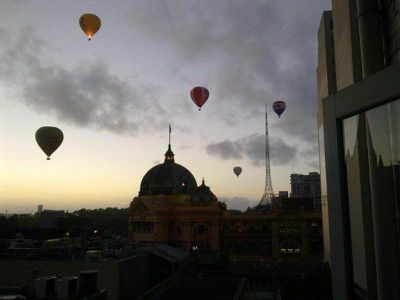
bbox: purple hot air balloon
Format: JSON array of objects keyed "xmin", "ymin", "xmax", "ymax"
[{"xmin": 273, "ymin": 100, "xmax": 286, "ymax": 118}]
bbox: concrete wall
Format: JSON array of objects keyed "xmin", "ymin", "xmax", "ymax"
[
  {"xmin": 382, "ymin": 0, "xmax": 400, "ymax": 64},
  {"xmin": 317, "ymin": 11, "xmax": 336, "ymax": 101},
  {"xmin": 317, "ymin": 11, "xmax": 336, "ymax": 264},
  {"xmin": 331, "ymin": 0, "xmax": 362, "ymax": 90}
]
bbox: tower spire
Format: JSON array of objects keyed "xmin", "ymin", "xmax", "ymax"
[
  {"xmin": 258, "ymin": 103, "xmax": 274, "ymax": 208},
  {"xmin": 165, "ymin": 124, "xmax": 174, "ymax": 161},
  {"xmin": 169, "ymin": 124, "xmax": 171, "ymax": 146}
]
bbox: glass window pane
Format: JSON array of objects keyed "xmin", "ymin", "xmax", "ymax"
[
  {"xmin": 343, "ymin": 115, "xmax": 369, "ymax": 291},
  {"xmin": 366, "ymin": 99, "xmax": 400, "ymax": 298}
]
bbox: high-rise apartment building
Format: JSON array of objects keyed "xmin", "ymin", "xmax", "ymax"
[
  {"xmin": 317, "ymin": 1, "xmax": 400, "ymax": 299},
  {"xmin": 290, "ymin": 172, "xmax": 321, "ymax": 210}
]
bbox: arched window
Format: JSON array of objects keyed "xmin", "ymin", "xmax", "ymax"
[
  {"xmin": 193, "ymin": 224, "xmax": 209, "ymax": 234},
  {"xmin": 192, "ymin": 223, "xmax": 211, "ymax": 251}
]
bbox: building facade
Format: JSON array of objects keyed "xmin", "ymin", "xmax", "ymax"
[
  {"xmin": 129, "ymin": 143, "xmax": 323, "ymax": 262},
  {"xmin": 290, "ymin": 172, "xmax": 321, "ymax": 210},
  {"xmin": 317, "ymin": 1, "xmax": 400, "ymax": 299}
]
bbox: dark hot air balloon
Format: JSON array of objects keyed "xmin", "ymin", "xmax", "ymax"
[
  {"xmin": 35, "ymin": 127, "xmax": 64, "ymax": 160},
  {"xmin": 233, "ymin": 166, "xmax": 242, "ymax": 177},
  {"xmin": 79, "ymin": 14, "xmax": 101, "ymax": 40},
  {"xmin": 273, "ymin": 100, "xmax": 286, "ymax": 118},
  {"xmin": 190, "ymin": 86, "xmax": 209, "ymax": 111}
]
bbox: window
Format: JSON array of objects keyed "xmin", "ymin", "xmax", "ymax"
[
  {"xmin": 343, "ymin": 98, "xmax": 400, "ymax": 295},
  {"xmin": 193, "ymin": 224, "xmax": 208, "ymax": 234},
  {"xmin": 133, "ymin": 222, "xmax": 154, "ymax": 233}
]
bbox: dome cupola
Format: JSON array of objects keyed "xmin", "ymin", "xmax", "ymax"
[
  {"xmin": 192, "ymin": 178, "xmax": 217, "ymax": 203},
  {"xmin": 139, "ymin": 125, "xmax": 197, "ymax": 196}
]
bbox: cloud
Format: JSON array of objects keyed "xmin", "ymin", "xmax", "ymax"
[
  {"xmin": 0, "ymin": 0, "xmax": 332, "ymax": 145},
  {"xmin": 307, "ymin": 160, "xmax": 320, "ymax": 170},
  {"xmin": 206, "ymin": 134, "xmax": 297, "ymax": 166},
  {"xmin": 0, "ymin": 27, "xmax": 168, "ymax": 135},
  {"xmin": 299, "ymin": 145, "xmax": 320, "ymax": 170},
  {"xmin": 128, "ymin": 0, "xmax": 331, "ymax": 142},
  {"xmin": 205, "ymin": 140, "xmax": 243, "ymax": 160},
  {"xmin": 300, "ymin": 145, "xmax": 319, "ymax": 158},
  {"xmin": 219, "ymin": 196, "xmax": 256, "ymax": 211}
]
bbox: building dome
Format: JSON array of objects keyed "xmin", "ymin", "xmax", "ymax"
[{"xmin": 139, "ymin": 144, "xmax": 197, "ymax": 196}]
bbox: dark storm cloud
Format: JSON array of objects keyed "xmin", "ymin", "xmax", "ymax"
[
  {"xmin": 206, "ymin": 140, "xmax": 243, "ymax": 160},
  {"xmin": 0, "ymin": 28, "xmax": 168, "ymax": 135},
  {"xmin": 205, "ymin": 134, "xmax": 297, "ymax": 166},
  {"xmin": 300, "ymin": 145, "xmax": 320, "ymax": 170},
  {"xmin": 300, "ymin": 145, "xmax": 319, "ymax": 158},
  {"xmin": 129, "ymin": 0, "xmax": 331, "ymax": 142},
  {"xmin": 307, "ymin": 160, "xmax": 320, "ymax": 170}
]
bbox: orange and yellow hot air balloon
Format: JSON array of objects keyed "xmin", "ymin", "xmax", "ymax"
[{"xmin": 79, "ymin": 13, "xmax": 101, "ymax": 41}]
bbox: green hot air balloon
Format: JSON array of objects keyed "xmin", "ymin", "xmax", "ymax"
[{"xmin": 35, "ymin": 127, "xmax": 64, "ymax": 160}]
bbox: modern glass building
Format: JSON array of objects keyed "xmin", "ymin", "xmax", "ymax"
[{"xmin": 317, "ymin": 1, "xmax": 400, "ymax": 299}]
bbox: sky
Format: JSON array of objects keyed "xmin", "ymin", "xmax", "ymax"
[{"xmin": 0, "ymin": 0, "xmax": 332, "ymax": 214}]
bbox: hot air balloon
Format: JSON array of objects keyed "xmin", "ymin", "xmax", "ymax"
[
  {"xmin": 273, "ymin": 100, "xmax": 286, "ymax": 118},
  {"xmin": 35, "ymin": 127, "xmax": 64, "ymax": 160},
  {"xmin": 79, "ymin": 14, "xmax": 101, "ymax": 40},
  {"xmin": 190, "ymin": 87, "xmax": 209, "ymax": 111},
  {"xmin": 233, "ymin": 166, "xmax": 242, "ymax": 177}
]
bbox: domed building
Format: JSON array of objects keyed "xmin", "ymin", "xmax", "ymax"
[
  {"xmin": 129, "ymin": 140, "xmax": 224, "ymax": 251},
  {"xmin": 139, "ymin": 145, "xmax": 198, "ymax": 197},
  {"xmin": 129, "ymin": 129, "xmax": 323, "ymax": 260}
]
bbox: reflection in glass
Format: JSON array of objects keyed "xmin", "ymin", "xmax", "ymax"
[
  {"xmin": 343, "ymin": 114, "xmax": 369, "ymax": 291},
  {"xmin": 366, "ymin": 99, "xmax": 400, "ymax": 299}
]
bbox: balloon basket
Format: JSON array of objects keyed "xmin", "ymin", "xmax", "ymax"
[{"xmin": 47, "ymin": 157, "xmax": 50, "ymax": 160}]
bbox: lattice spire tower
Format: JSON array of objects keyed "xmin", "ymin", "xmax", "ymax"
[{"xmin": 258, "ymin": 104, "xmax": 274, "ymax": 206}]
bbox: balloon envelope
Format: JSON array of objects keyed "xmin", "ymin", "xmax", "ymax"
[
  {"xmin": 273, "ymin": 100, "xmax": 286, "ymax": 118},
  {"xmin": 79, "ymin": 13, "xmax": 101, "ymax": 40},
  {"xmin": 35, "ymin": 127, "xmax": 64, "ymax": 160},
  {"xmin": 233, "ymin": 166, "xmax": 242, "ymax": 177},
  {"xmin": 190, "ymin": 87, "xmax": 209, "ymax": 110}
]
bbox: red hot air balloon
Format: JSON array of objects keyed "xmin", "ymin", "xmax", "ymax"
[
  {"xmin": 272, "ymin": 100, "xmax": 286, "ymax": 118},
  {"xmin": 190, "ymin": 87, "xmax": 209, "ymax": 111}
]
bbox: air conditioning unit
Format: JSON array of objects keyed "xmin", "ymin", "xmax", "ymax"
[
  {"xmin": 35, "ymin": 276, "xmax": 56, "ymax": 299},
  {"xmin": 57, "ymin": 276, "xmax": 78, "ymax": 299}
]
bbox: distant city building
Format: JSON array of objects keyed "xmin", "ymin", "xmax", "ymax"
[
  {"xmin": 37, "ymin": 204, "xmax": 43, "ymax": 214},
  {"xmin": 278, "ymin": 191, "xmax": 289, "ymax": 198},
  {"xmin": 129, "ymin": 139, "xmax": 323, "ymax": 262},
  {"xmin": 290, "ymin": 172, "xmax": 321, "ymax": 210},
  {"xmin": 317, "ymin": 1, "xmax": 400, "ymax": 299}
]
